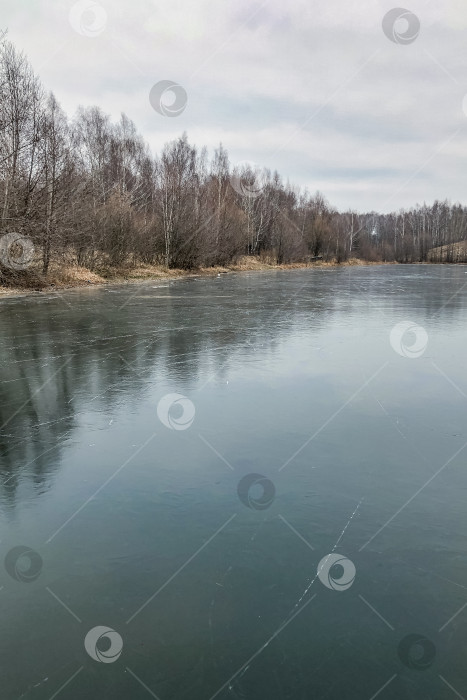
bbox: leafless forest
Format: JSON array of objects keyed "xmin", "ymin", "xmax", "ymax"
[{"xmin": 1, "ymin": 37, "xmax": 467, "ymax": 286}]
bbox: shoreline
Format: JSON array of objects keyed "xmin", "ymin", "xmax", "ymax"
[{"xmin": 0, "ymin": 257, "xmax": 393, "ymax": 299}]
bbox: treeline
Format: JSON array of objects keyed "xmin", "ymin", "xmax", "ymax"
[{"xmin": 1, "ymin": 36, "xmax": 467, "ymax": 282}]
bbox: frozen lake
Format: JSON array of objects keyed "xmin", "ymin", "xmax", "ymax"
[{"xmin": 0, "ymin": 265, "xmax": 466, "ymax": 699}]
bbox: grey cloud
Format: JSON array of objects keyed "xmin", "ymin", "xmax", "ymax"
[{"xmin": 3, "ymin": 0, "xmax": 466, "ymax": 212}]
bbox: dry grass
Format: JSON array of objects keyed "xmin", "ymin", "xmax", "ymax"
[
  {"xmin": 202, "ymin": 255, "xmax": 384, "ymax": 272},
  {"xmin": 0, "ymin": 263, "xmax": 105, "ymax": 297},
  {"xmin": 0, "ymin": 256, "xmax": 389, "ymax": 297}
]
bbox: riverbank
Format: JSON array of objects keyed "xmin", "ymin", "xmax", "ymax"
[{"xmin": 0, "ymin": 256, "xmax": 391, "ymax": 298}]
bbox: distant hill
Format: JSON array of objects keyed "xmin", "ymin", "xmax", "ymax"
[{"xmin": 429, "ymin": 240, "xmax": 467, "ymax": 263}]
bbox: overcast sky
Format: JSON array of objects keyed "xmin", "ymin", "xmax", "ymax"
[{"xmin": 3, "ymin": 0, "xmax": 467, "ymax": 213}]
